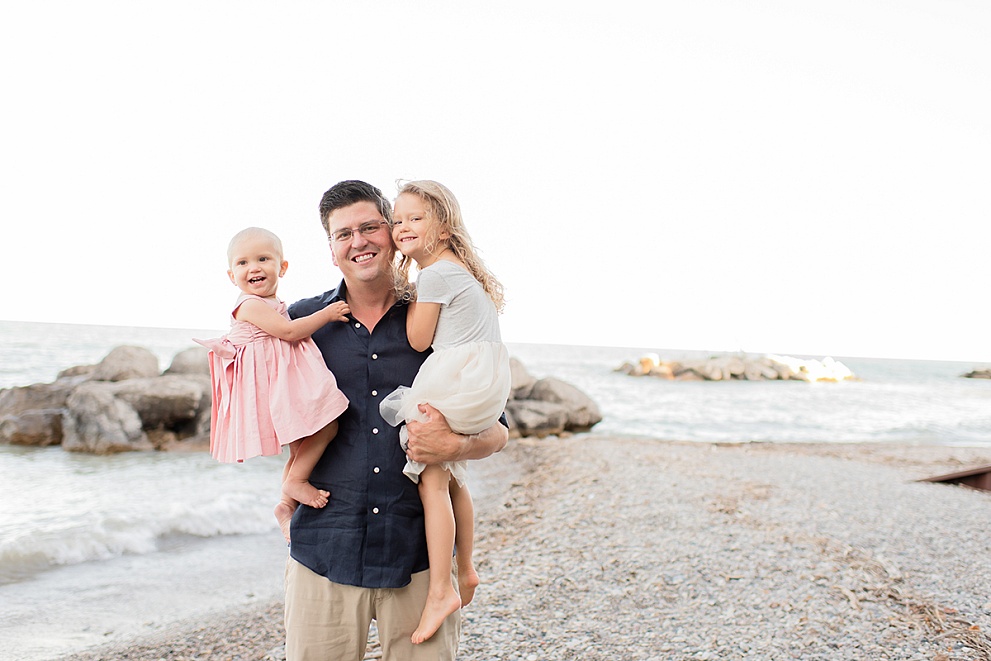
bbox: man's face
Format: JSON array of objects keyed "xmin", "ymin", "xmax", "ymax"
[{"xmin": 327, "ymin": 201, "xmax": 396, "ymax": 286}]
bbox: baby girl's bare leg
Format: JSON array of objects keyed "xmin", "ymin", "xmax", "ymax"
[
  {"xmin": 281, "ymin": 422, "xmax": 336, "ymax": 509},
  {"xmin": 450, "ymin": 479, "xmax": 479, "ymax": 607}
]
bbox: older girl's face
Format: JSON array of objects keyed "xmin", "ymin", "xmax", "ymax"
[{"xmin": 391, "ymin": 193, "xmax": 449, "ymax": 266}]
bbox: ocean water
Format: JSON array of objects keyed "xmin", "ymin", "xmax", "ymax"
[{"xmin": 1, "ymin": 319, "xmax": 989, "ymax": 658}]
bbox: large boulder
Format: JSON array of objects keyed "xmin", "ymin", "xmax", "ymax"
[
  {"xmin": 510, "ymin": 357, "xmax": 537, "ymax": 400},
  {"xmin": 528, "ymin": 377, "xmax": 603, "ymax": 431},
  {"xmin": 62, "ymin": 382, "xmax": 151, "ymax": 453},
  {"xmin": 0, "ymin": 380, "xmax": 77, "ymax": 416},
  {"xmin": 91, "ymin": 346, "xmax": 160, "ymax": 382},
  {"xmin": 0, "ymin": 378, "xmax": 86, "ymax": 447},
  {"xmin": 0, "ymin": 409, "xmax": 63, "ymax": 446},
  {"xmin": 110, "ymin": 374, "xmax": 209, "ymax": 429},
  {"xmin": 165, "ymin": 347, "xmax": 210, "ymax": 376},
  {"xmin": 502, "ymin": 360, "xmax": 603, "ymax": 439},
  {"xmin": 505, "ymin": 400, "xmax": 569, "ymax": 438}
]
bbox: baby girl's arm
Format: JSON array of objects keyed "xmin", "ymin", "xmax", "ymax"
[
  {"xmin": 406, "ymin": 300, "xmax": 441, "ymax": 352},
  {"xmin": 235, "ymin": 299, "xmax": 350, "ymax": 342}
]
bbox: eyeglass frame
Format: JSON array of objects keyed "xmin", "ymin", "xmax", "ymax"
[{"xmin": 327, "ymin": 220, "xmax": 391, "ymax": 244}]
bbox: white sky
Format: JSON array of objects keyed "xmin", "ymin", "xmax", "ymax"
[{"xmin": 3, "ymin": 1, "xmax": 989, "ymax": 362}]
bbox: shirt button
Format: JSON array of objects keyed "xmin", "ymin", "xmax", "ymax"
[
  {"xmin": 372, "ymin": 507, "xmax": 380, "ymax": 514},
  {"xmin": 355, "ymin": 322, "xmax": 362, "ymax": 328},
  {"xmin": 371, "ymin": 353, "xmax": 378, "ymax": 360},
  {"xmin": 372, "ymin": 428, "xmax": 379, "ymax": 434},
  {"xmin": 373, "ymin": 466, "xmax": 380, "ymax": 473},
  {"xmin": 371, "ymin": 390, "xmax": 378, "ymax": 396}
]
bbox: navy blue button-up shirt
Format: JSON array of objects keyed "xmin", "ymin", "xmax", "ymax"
[{"xmin": 288, "ymin": 281, "xmax": 429, "ymax": 589}]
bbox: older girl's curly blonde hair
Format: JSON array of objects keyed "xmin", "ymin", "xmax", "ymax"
[{"xmin": 394, "ymin": 180, "xmax": 505, "ymax": 312}]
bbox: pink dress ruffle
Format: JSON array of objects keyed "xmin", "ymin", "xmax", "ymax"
[{"xmin": 194, "ymin": 294, "xmax": 349, "ymax": 463}]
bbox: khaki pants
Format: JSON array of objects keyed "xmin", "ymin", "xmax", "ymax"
[{"xmin": 284, "ymin": 557, "xmax": 461, "ymax": 661}]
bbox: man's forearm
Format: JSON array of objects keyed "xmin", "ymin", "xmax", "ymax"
[{"xmin": 456, "ymin": 422, "xmax": 509, "ymax": 461}]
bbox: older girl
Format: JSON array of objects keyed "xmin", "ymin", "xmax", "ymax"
[{"xmin": 379, "ymin": 181, "xmax": 510, "ymax": 644}]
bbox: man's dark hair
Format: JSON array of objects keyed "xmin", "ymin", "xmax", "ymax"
[{"xmin": 318, "ymin": 180, "xmax": 392, "ymax": 234}]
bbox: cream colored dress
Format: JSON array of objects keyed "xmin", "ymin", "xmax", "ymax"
[{"xmin": 379, "ymin": 262, "xmax": 510, "ymax": 485}]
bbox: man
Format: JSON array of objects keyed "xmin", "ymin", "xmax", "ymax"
[{"xmin": 284, "ymin": 180, "xmax": 508, "ymax": 661}]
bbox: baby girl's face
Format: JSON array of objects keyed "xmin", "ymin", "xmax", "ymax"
[{"xmin": 227, "ymin": 235, "xmax": 287, "ymax": 298}]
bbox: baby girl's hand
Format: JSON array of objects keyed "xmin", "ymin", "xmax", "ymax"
[{"xmin": 329, "ymin": 301, "xmax": 350, "ymax": 322}]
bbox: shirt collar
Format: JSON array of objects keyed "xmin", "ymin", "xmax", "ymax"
[{"xmin": 328, "ymin": 278, "xmax": 407, "ymax": 309}]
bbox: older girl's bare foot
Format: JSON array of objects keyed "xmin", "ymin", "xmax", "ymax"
[
  {"xmin": 411, "ymin": 589, "xmax": 462, "ymax": 644},
  {"xmin": 459, "ymin": 565, "xmax": 480, "ymax": 607},
  {"xmin": 283, "ymin": 480, "xmax": 329, "ymax": 509},
  {"xmin": 274, "ymin": 502, "xmax": 294, "ymax": 543}
]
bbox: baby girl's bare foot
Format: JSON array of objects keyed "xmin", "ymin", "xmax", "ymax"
[
  {"xmin": 458, "ymin": 565, "xmax": 480, "ymax": 607},
  {"xmin": 274, "ymin": 502, "xmax": 294, "ymax": 543},
  {"xmin": 283, "ymin": 480, "xmax": 329, "ymax": 509},
  {"xmin": 411, "ymin": 589, "xmax": 462, "ymax": 644}
]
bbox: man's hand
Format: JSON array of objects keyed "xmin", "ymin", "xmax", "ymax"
[
  {"xmin": 405, "ymin": 403, "xmax": 509, "ymax": 464},
  {"xmin": 405, "ymin": 403, "xmax": 464, "ymax": 464}
]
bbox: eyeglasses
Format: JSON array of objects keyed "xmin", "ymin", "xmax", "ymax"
[{"xmin": 328, "ymin": 221, "xmax": 389, "ymax": 243}]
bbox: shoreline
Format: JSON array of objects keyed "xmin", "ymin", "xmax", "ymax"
[{"xmin": 57, "ymin": 437, "xmax": 991, "ymax": 660}]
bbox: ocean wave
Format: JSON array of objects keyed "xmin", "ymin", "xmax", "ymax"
[{"xmin": 0, "ymin": 491, "xmax": 277, "ymax": 584}]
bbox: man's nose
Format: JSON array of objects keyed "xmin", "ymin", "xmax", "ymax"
[{"xmin": 351, "ymin": 229, "xmax": 369, "ymax": 248}]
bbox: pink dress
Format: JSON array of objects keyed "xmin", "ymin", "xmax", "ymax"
[{"xmin": 194, "ymin": 294, "xmax": 349, "ymax": 463}]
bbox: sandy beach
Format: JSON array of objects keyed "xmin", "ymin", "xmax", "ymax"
[{"xmin": 60, "ymin": 435, "xmax": 991, "ymax": 661}]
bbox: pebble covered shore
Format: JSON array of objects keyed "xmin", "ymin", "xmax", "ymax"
[{"xmin": 64, "ymin": 436, "xmax": 991, "ymax": 661}]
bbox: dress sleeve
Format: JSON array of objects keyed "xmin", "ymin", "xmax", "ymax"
[
  {"xmin": 415, "ymin": 267, "xmax": 455, "ymax": 305},
  {"xmin": 232, "ymin": 293, "xmax": 266, "ymax": 318}
]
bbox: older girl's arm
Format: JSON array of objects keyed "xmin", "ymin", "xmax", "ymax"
[{"xmin": 405, "ymin": 300, "xmax": 442, "ymax": 352}]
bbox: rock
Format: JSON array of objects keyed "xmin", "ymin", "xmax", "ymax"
[
  {"xmin": 0, "ymin": 409, "xmax": 63, "ymax": 446},
  {"xmin": 110, "ymin": 375, "xmax": 209, "ymax": 430},
  {"xmin": 0, "ymin": 381, "xmax": 82, "ymax": 447},
  {"xmin": 674, "ymin": 368, "xmax": 706, "ymax": 381},
  {"xmin": 963, "ymin": 369, "xmax": 991, "ymax": 379},
  {"xmin": 528, "ymin": 377, "xmax": 603, "ymax": 431},
  {"xmin": 165, "ymin": 347, "xmax": 211, "ymax": 376},
  {"xmin": 614, "ymin": 361, "xmax": 638, "ymax": 375},
  {"xmin": 510, "ymin": 357, "xmax": 537, "ymax": 399},
  {"xmin": 702, "ymin": 363, "xmax": 724, "ymax": 381},
  {"xmin": 648, "ymin": 363, "xmax": 675, "ymax": 379},
  {"xmin": 1, "ymin": 346, "xmax": 213, "ymax": 453},
  {"xmin": 505, "ymin": 400, "xmax": 569, "ymax": 438},
  {"xmin": 62, "ymin": 382, "xmax": 151, "ymax": 453},
  {"xmin": 743, "ymin": 362, "xmax": 764, "ymax": 381},
  {"xmin": 0, "ymin": 381, "xmax": 75, "ymax": 416},
  {"xmin": 91, "ymin": 345, "xmax": 160, "ymax": 382},
  {"xmin": 620, "ymin": 353, "xmax": 857, "ymax": 383},
  {"xmin": 57, "ymin": 364, "xmax": 96, "ymax": 379},
  {"xmin": 725, "ymin": 357, "xmax": 746, "ymax": 376}
]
